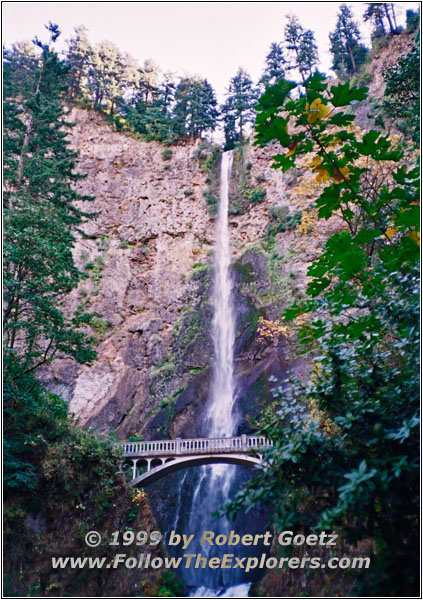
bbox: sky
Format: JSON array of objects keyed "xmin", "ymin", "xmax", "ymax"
[{"xmin": 2, "ymin": 1, "xmax": 419, "ymax": 101}]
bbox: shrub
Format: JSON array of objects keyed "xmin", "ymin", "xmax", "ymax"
[
  {"xmin": 162, "ymin": 148, "xmax": 173, "ymax": 161},
  {"xmin": 250, "ymin": 188, "xmax": 266, "ymax": 203}
]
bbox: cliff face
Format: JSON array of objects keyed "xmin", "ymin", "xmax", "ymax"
[{"xmin": 42, "ymin": 107, "xmax": 339, "ymax": 439}]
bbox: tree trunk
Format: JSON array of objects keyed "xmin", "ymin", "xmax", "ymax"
[
  {"xmin": 384, "ymin": 4, "xmax": 395, "ymax": 33},
  {"xmin": 348, "ymin": 44, "xmax": 357, "ymax": 74},
  {"xmin": 16, "ymin": 67, "xmax": 43, "ymax": 189}
]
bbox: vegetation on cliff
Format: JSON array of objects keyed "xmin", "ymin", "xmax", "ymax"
[
  {"xmin": 3, "ymin": 4, "xmax": 420, "ymax": 597},
  {"xmin": 3, "ymin": 26, "xmax": 180, "ymax": 597},
  {"xmin": 224, "ymin": 51, "xmax": 420, "ymax": 596}
]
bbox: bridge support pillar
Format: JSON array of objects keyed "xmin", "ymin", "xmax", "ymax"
[
  {"xmin": 131, "ymin": 459, "xmax": 139, "ymax": 480},
  {"xmin": 146, "ymin": 458, "xmax": 152, "ymax": 471}
]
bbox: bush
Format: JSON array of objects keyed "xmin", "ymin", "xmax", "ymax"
[
  {"xmin": 162, "ymin": 148, "xmax": 173, "ymax": 160},
  {"xmin": 250, "ymin": 188, "xmax": 266, "ymax": 203},
  {"xmin": 203, "ymin": 190, "xmax": 218, "ymax": 215},
  {"xmin": 406, "ymin": 9, "xmax": 420, "ymax": 32}
]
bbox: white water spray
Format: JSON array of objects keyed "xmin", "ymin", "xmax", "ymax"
[
  {"xmin": 187, "ymin": 150, "xmax": 244, "ymax": 595},
  {"xmin": 206, "ymin": 150, "xmax": 237, "ymax": 437}
]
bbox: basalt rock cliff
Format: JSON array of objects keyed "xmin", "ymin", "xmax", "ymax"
[{"xmin": 40, "ymin": 106, "xmax": 342, "ymax": 441}]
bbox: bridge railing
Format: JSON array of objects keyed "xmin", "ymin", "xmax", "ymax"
[{"xmin": 117, "ymin": 435, "xmax": 272, "ymax": 457}]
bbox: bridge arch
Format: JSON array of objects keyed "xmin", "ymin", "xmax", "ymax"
[{"xmin": 129, "ymin": 453, "xmax": 263, "ymax": 487}]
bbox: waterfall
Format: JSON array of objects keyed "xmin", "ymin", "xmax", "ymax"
[
  {"xmin": 206, "ymin": 149, "xmax": 237, "ymax": 438},
  {"xmin": 185, "ymin": 150, "xmax": 250, "ymax": 596}
]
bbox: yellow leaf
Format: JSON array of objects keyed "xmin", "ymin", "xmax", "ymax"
[
  {"xmin": 408, "ymin": 230, "xmax": 420, "ymax": 246},
  {"xmin": 332, "ymin": 166, "xmax": 350, "ymax": 183},
  {"xmin": 309, "ymin": 155, "xmax": 322, "ymax": 168},
  {"xmin": 315, "ymin": 167, "xmax": 330, "ymax": 183},
  {"xmin": 306, "ymin": 98, "xmax": 331, "ymax": 124},
  {"xmin": 385, "ymin": 226, "xmax": 398, "ymax": 239}
]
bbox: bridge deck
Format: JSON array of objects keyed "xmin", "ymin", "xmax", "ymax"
[{"xmin": 117, "ymin": 434, "xmax": 271, "ymax": 458}]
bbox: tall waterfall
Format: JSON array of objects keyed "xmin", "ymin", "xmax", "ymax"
[
  {"xmin": 207, "ymin": 149, "xmax": 237, "ymax": 437},
  {"xmin": 185, "ymin": 151, "xmax": 250, "ymax": 596}
]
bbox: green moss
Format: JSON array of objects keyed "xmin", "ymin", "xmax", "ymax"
[
  {"xmin": 233, "ymin": 261, "xmax": 254, "ymax": 284},
  {"xmin": 90, "ymin": 316, "xmax": 112, "ymax": 339},
  {"xmin": 150, "ymin": 361, "xmax": 175, "ymax": 382},
  {"xmin": 229, "ymin": 145, "xmax": 266, "ymax": 214}
]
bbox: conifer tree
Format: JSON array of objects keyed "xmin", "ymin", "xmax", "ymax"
[
  {"xmin": 260, "ymin": 42, "xmax": 286, "ymax": 88},
  {"xmin": 4, "ymin": 24, "xmax": 96, "ymax": 489},
  {"xmin": 138, "ymin": 58, "xmax": 161, "ymax": 105},
  {"xmin": 284, "ymin": 15, "xmax": 319, "ymax": 81},
  {"xmin": 66, "ymin": 25, "xmax": 93, "ymax": 99},
  {"xmin": 330, "ymin": 4, "xmax": 368, "ymax": 77},
  {"xmin": 364, "ymin": 2, "xmax": 399, "ymax": 38},
  {"xmin": 173, "ymin": 76, "xmax": 218, "ymax": 138},
  {"xmin": 87, "ymin": 40, "xmax": 124, "ymax": 112},
  {"xmin": 122, "ymin": 52, "xmax": 141, "ymax": 104},
  {"xmin": 4, "ymin": 24, "xmax": 95, "ymax": 375},
  {"xmin": 221, "ymin": 68, "xmax": 257, "ymax": 149}
]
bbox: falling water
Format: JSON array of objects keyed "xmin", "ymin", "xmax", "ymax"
[
  {"xmin": 184, "ymin": 150, "xmax": 251, "ymax": 597},
  {"xmin": 206, "ymin": 149, "xmax": 237, "ymax": 437}
]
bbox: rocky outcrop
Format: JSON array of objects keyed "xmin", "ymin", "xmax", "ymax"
[{"xmin": 43, "ymin": 107, "xmax": 337, "ymax": 439}]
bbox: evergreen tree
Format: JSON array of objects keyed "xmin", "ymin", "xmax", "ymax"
[
  {"xmin": 383, "ymin": 33, "xmax": 420, "ymax": 143},
  {"xmin": 87, "ymin": 40, "xmax": 124, "ymax": 112},
  {"xmin": 260, "ymin": 42, "xmax": 286, "ymax": 88},
  {"xmin": 122, "ymin": 52, "xmax": 141, "ymax": 104},
  {"xmin": 4, "ymin": 25, "xmax": 96, "ymax": 489},
  {"xmin": 330, "ymin": 4, "xmax": 368, "ymax": 77},
  {"xmin": 221, "ymin": 68, "xmax": 257, "ymax": 149},
  {"xmin": 138, "ymin": 58, "xmax": 161, "ymax": 105},
  {"xmin": 364, "ymin": 2, "xmax": 399, "ymax": 38},
  {"xmin": 66, "ymin": 25, "xmax": 93, "ymax": 99},
  {"xmin": 173, "ymin": 76, "xmax": 218, "ymax": 138},
  {"xmin": 124, "ymin": 70, "xmax": 177, "ymax": 142},
  {"xmin": 284, "ymin": 15, "xmax": 319, "ymax": 81}
]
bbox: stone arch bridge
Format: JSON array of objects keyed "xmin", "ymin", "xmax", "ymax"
[{"xmin": 117, "ymin": 435, "xmax": 272, "ymax": 486}]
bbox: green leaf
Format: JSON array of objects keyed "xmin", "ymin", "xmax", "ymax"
[{"xmin": 330, "ymin": 82, "xmax": 368, "ymax": 107}]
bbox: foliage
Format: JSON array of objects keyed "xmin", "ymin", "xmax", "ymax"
[
  {"xmin": 284, "ymin": 15, "xmax": 319, "ymax": 81},
  {"xmin": 3, "ymin": 26, "xmax": 102, "ymax": 507},
  {"xmin": 260, "ymin": 42, "xmax": 286, "ymax": 89},
  {"xmin": 221, "ymin": 68, "xmax": 258, "ymax": 149},
  {"xmin": 406, "ymin": 8, "xmax": 420, "ymax": 32},
  {"xmin": 383, "ymin": 33, "xmax": 420, "ymax": 143},
  {"xmin": 364, "ymin": 2, "xmax": 399, "ymax": 39},
  {"xmin": 267, "ymin": 207, "xmax": 302, "ymax": 236},
  {"xmin": 329, "ymin": 4, "xmax": 368, "ymax": 77},
  {"xmin": 162, "ymin": 147, "xmax": 173, "ymax": 160},
  {"xmin": 173, "ymin": 77, "xmax": 219, "ymax": 138},
  {"xmin": 226, "ymin": 74, "xmax": 420, "ymax": 595}
]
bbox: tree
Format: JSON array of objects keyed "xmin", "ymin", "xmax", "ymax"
[
  {"xmin": 260, "ymin": 42, "xmax": 286, "ymax": 88},
  {"xmin": 330, "ymin": 4, "xmax": 368, "ymax": 77},
  {"xmin": 173, "ymin": 76, "xmax": 219, "ymax": 138},
  {"xmin": 284, "ymin": 15, "xmax": 319, "ymax": 81},
  {"xmin": 221, "ymin": 68, "xmax": 257, "ymax": 149},
  {"xmin": 66, "ymin": 25, "xmax": 93, "ymax": 99},
  {"xmin": 138, "ymin": 58, "xmax": 161, "ymax": 105},
  {"xmin": 225, "ymin": 74, "xmax": 420, "ymax": 595},
  {"xmin": 364, "ymin": 3, "xmax": 399, "ymax": 38},
  {"xmin": 406, "ymin": 8, "xmax": 420, "ymax": 32},
  {"xmin": 87, "ymin": 40, "xmax": 124, "ymax": 112},
  {"xmin": 122, "ymin": 52, "xmax": 141, "ymax": 104},
  {"xmin": 383, "ymin": 34, "xmax": 420, "ymax": 143},
  {"xmin": 4, "ymin": 25, "xmax": 96, "ymax": 489}
]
